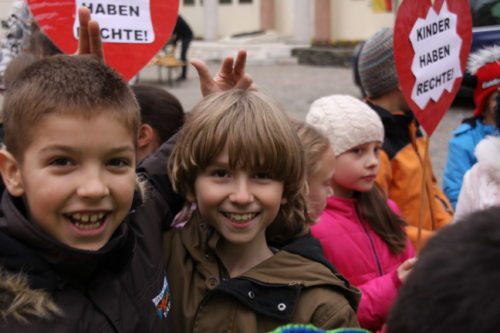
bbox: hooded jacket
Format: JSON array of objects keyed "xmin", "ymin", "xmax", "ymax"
[
  {"xmin": 443, "ymin": 117, "xmax": 496, "ymax": 208},
  {"xmin": 455, "ymin": 135, "xmax": 500, "ymax": 221},
  {"xmin": 163, "ymin": 213, "xmax": 361, "ymax": 333},
  {"xmin": 368, "ymin": 102, "xmax": 453, "ymax": 248},
  {"xmin": 0, "ymin": 138, "xmax": 179, "ymax": 332},
  {"xmin": 311, "ymin": 196, "xmax": 415, "ymax": 332}
]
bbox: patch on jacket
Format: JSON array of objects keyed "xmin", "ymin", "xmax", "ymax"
[{"xmin": 152, "ymin": 275, "xmax": 171, "ymax": 319}]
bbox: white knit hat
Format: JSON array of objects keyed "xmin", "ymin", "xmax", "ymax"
[{"xmin": 306, "ymin": 95, "xmax": 384, "ymax": 156}]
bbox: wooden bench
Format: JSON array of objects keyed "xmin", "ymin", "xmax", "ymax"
[{"xmin": 148, "ymin": 54, "xmax": 185, "ymax": 86}]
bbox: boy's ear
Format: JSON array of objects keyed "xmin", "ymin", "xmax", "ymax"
[
  {"xmin": 0, "ymin": 150, "xmax": 25, "ymax": 197},
  {"xmin": 186, "ymin": 191, "xmax": 196, "ymax": 203},
  {"xmin": 138, "ymin": 124, "xmax": 156, "ymax": 148}
]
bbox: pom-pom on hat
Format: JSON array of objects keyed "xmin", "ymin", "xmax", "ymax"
[
  {"xmin": 358, "ymin": 28, "xmax": 399, "ymax": 98},
  {"xmin": 306, "ymin": 95, "xmax": 384, "ymax": 156},
  {"xmin": 467, "ymin": 45, "xmax": 500, "ymax": 117}
]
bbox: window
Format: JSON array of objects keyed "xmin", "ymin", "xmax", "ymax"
[
  {"xmin": 183, "ymin": 0, "xmax": 195, "ymax": 5},
  {"xmin": 239, "ymin": 0, "xmax": 253, "ymax": 3}
]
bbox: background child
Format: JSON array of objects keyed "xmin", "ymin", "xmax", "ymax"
[
  {"xmin": 454, "ymin": 100, "xmax": 500, "ymax": 220},
  {"xmin": 164, "ymin": 89, "xmax": 360, "ymax": 332},
  {"xmin": 443, "ymin": 46, "xmax": 500, "ymax": 208},
  {"xmin": 131, "ymin": 84, "xmax": 185, "ymax": 163},
  {"xmin": 357, "ymin": 28, "xmax": 452, "ymax": 247},
  {"xmin": 306, "ymin": 94, "xmax": 416, "ymax": 333},
  {"xmin": 387, "ymin": 206, "xmax": 500, "ymax": 333},
  {"xmin": 293, "ymin": 120, "xmax": 335, "ymax": 221}
]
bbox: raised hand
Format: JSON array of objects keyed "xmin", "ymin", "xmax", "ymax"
[
  {"xmin": 191, "ymin": 49, "xmax": 255, "ymax": 97},
  {"xmin": 77, "ymin": 7, "xmax": 104, "ymax": 60}
]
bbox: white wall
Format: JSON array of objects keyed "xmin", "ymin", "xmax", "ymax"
[
  {"xmin": 331, "ymin": 0, "xmax": 395, "ymax": 41},
  {"xmin": 180, "ymin": 0, "xmax": 261, "ymax": 39},
  {"xmin": 179, "ymin": 2, "xmax": 204, "ymax": 38},
  {"xmin": 274, "ymin": 0, "xmax": 293, "ymax": 39}
]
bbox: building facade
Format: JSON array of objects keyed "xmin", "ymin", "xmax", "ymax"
[
  {"xmin": 0, "ymin": 0, "xmax": 398, "ymax": 43},
  {"xmin": 179, "ymin": 0, "xmax": 398, "ymax": 43}
]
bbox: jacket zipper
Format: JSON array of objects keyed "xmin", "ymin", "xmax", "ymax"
[{"xmin": 358, "ymin": 212, "xmax": 384, "ymax": 276}]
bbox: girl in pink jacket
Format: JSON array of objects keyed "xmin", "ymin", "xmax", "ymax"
[{"xmin": 306, "ymin": 95, "xmax": 416, "ymax": 333}]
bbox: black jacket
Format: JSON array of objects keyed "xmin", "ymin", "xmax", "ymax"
[{"xmin": 0, "ymin": 139, "xmax": 180, "ymax": 332}]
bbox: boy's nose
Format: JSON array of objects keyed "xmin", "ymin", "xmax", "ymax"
[
  {"xmin": 228, "ymin": 179, "xmax": 254, "ymax": 204},
  {"xmin": 77, "ymin": 171, "xmax": 110, "ymax": 199}
]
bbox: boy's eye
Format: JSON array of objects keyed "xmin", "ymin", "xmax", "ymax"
[
  {"xmin": 107, "ymin": 158, "xmax": 132, "ymax": 168},
  {"xmin": 253, "ymin": 172, "xmax": 271, "ymax": 180},
  {"xmin": 49, "ymin": 157, "xmax": 74, "ymax": 167},
  {"xmin": 212, "ymin": 169, "xmax": 230, "ymax": 178}
]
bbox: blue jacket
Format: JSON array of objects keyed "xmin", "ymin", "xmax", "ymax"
[{"xmin": 443, "ymin": 117, "xmax": 496, "ymax": 208}]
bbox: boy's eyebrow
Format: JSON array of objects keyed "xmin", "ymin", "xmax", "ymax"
[{"xmin": 39, "ymin": 145, "xmax": 135, "ymax": 154}]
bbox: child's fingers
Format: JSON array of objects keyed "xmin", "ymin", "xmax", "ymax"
[
  {"xmin": 235, "ymin": 73, "xmax": 255, "ymax": 91},
  {"xmin": 219, "ymin": 55, "xmax": 235, "ymax": 79},
  {"xmin": 77, "ymin": 7, "xmax": 91, "ymax": 54},
  {"xmin": 88, "ymin": 20, "xmax": 104, "ymax": 60},
  {"xmin": 191, "ymin": 59, "xmax": 215, "ymax": 97},
  {"xmin": 77, "ymin": 7, "xmax": 104, "ymax": 59},
  {"xmin": 402, "ymin": 257, "xmax": 418, "ymax": 270},
  {"xmin": 233, "ymin": 49, "xmax": 247, "ymax": 79}
]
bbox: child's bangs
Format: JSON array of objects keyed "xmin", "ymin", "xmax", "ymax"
[{"xmin": 222, "ymin": 109, "xmax": 299, "ymax": 181}]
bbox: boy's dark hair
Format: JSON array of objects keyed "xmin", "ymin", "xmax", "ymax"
[
  {"xmin": 3, "ymin": 52, "xmax": 37, "ymax": 91},
  {"xmin": 28, "ymin": 22, "xmax": 62, "ymax": 59},
  {"xmin": 131, "ymin": 84, "xmax": 185, "ymax": 143},
  {"xmin": 3, "ymin": 55, "xmax": 140, "ymax": 161},
  {"xmin": 355, "ymin": 185, "xmax": 407, "ymax": 254},
  {"xmin": 387, "ymin": 206, "xmax": 500, "ymax": 333}
]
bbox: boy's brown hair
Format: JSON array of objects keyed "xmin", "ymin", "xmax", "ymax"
[
  {"xmin": 3, "ymin": 55, "xmax": 140, "ymax": 161},
  {"xmin": 169, "ymin": 89, "xmax": 309, "ymax": 244}
]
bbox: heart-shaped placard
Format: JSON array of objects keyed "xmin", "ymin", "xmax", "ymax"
[
  {"xmin": 394, "ymin": 0, "xmax": 472, "ymax": 136},
  {"xmin": 27, "ymin": 0, "xmax": 179, "ymax": 81}
]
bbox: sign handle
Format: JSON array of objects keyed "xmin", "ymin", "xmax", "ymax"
[{"xmin": 416, "ymin": 136, "xmax": 435, "ymax": 251}]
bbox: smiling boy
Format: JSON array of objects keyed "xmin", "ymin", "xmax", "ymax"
[{"xmin": 0, "ymin": 55, "xmax": 174, "ymax": 332}]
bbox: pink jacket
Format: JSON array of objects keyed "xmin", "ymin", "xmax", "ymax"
[{"xmin": 311, "ymin": 196, "xmax": 415, "ymax": 332}]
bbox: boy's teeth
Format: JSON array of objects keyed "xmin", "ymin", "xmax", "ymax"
[
  {"xmin": 224, "ymin": 213, "xmax": 257, "ymax": 222},
  {"xmin": 74, "ymin": 221, "xmax": 102, "ymax": 230},
  {"xmin": 68, "ymin": 213, "xmax": 107, "ymax": 227}
]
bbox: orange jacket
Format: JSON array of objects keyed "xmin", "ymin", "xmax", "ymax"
[{"xmin": 368, "ymin": 103, "xmax": 453, "ymax": 249}]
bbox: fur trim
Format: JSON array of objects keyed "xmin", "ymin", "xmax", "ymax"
[
  {"xmin": 467, "ymin": 45, "xmax": 500, "ymax": 75},
  {"xmin": 475, "ymin": 136, "xmax": 500, "ymax": 181},
  {"xmin": 0, "ymin": 269, "xmax": 62, "ymax": 324}
]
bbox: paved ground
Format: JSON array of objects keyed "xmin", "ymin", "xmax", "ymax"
[{"xmin": 138, "ymin": 61, "xmax": 471, "ymax": 185}]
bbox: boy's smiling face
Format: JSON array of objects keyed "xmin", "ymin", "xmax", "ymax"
[
  {"xmin": 191, "ymin": 145, "xmax": 286, "ymax": 247},
  {"xmin": 3, "ymin": 112, "xmax": 136, "ymax": 251}
]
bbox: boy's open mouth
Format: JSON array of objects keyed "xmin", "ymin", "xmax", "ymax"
[
  {"xmin": 221, "ymin": 212, "xmax": 259, "ymax": 223},
  {"xmin": 64, "ymin": 212, "xmax": 108, "ymax": 230}
]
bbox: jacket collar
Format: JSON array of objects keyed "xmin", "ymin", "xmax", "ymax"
[
  {"xmin": 0, "ymin": 192, "xmax": 135, "ymax": 290},
  {"xmin": 367, "ymin": 101, "xmax": 419, "ymax": 136},
  {"xmin": 186, "ymin": 214, "xmax": 360, "ymax": 321}
]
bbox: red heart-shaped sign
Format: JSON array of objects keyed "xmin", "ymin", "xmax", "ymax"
[
  {"xmin": 27, "ymin": 0, "xmax": 179, "ymax": 81},
  {"xmin": 394, "ymin": 0, "xmax": 472, "ymax": 136}
]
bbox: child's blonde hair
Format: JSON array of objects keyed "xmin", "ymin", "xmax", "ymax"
[
  {"xmin": 169, "ymin": 89, "xmax": 309, "ymax": 243},
  {"xmin": 293, "ymin": 120, "xmax": 332, "ymax": 177}
]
